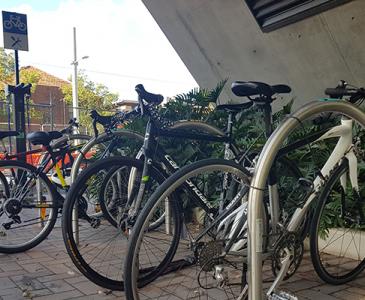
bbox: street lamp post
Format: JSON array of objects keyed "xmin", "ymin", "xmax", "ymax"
[
  {"xmin": 71, "ymin": 27, "xmax": 88, "ymax": 128},
  {"xmin": 70, "ymin": 27, "xmax": 88, "ymax": 245}
]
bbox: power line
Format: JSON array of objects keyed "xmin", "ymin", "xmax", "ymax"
[{"xmin": 21, "ymin": 61, "xmax": 195, "ymax": 85}]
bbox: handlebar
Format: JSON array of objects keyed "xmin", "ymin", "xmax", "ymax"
[
  {"xmin": 314, "ymin": 81, "xmax": 365, "ymax": 125},
  {"xmin": 89, "ymin": 109, "xmax": 142, "ymax": 137},
  {"xmin": 325, "ymin": 80, "xmax": 365, "ymax": 104},
  {"xmin": 135, "ymin": 84, "xmax": 164, "ymax": 104},
  {"xmin": 89, "ymin": 84, "xmax": 165, "ymax": 137},
  {"xmin": 60, "ymin": 118, "xmax": 80, "ymax": 134}
]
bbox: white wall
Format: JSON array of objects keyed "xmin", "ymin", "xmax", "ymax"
[{"xmin": 142, "ymin": 0, "xmax": 365, "ymax": 110}]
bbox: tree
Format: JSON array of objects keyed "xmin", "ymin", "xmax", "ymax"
[
  {"xmin": 61, "ymin": 72, "xmax": 119, "ymax": 132},
  {"xmin": 0, "ymin": 48, "xmax": 14, "ymax": 82},
  {"xmin": 0, "ymin": 48, "xmax": 42, "ymax": 123}
]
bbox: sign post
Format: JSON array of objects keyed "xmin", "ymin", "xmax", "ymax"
[{"xmin": 2, "ymin": 11, "xmax": 29, "ymax": 158}]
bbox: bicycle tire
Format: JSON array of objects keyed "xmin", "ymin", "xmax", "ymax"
[
  {"xmin": 70, "ymin": 130, "xmax": 145, "ymax": 183},
  {"xmin": 0, "ymin": 170, "xmax": 10, "ymax": 198},
  {"xmin": 62, "ymin": 156, "xmax": 172, "ymax": 291},
  {"xmin": 310, "ymin": 160, "xmax": 365, "ymax": 284},
  {"xmin": 124, "ymin": 158, "xmax": 255, "ymax": 300},
  {"xmin": 0, "ymin": 160, "xmax": 58, "ymax": 253}
]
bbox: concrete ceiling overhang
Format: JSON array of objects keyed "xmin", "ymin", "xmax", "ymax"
[{"xmin": 143, "ymin": 0, "xmax": 365, "ymax": 110}]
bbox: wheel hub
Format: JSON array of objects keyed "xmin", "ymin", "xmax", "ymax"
[
  {"xmin": 3, "ymin": 198, "xmax": 22, "ymax": 215},
  {"xmin": 197, "ymin": 240, "xmax": 224, "ymax": 271}
]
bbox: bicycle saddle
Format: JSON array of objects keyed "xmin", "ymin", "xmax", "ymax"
[
  {"xmin": 231, "ymin": 81, "xmax": 291, "ymax": 101},
  {"xmin": 135, "ymin": 84, "xmax": 164, "ymax": 104},
  {"xmin": 27, "ymin": 131, "xmax": 63, "ymax": 146},
  {"xmin": 0, "ymin": 131, "xmax": 19, "ymax": 140}
]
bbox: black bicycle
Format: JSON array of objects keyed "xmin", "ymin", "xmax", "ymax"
[{"xmin": 61, "ymin": 82, "xmax": 317, "ymax": 291}]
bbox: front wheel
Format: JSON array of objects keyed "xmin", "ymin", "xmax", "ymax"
[
  {"xmin": 310, "ymin": 160, "xmax": 365, "ymax": 284},
  {"xmin": 124, "ymin": 158, "xmax": 255, "ymax": 300}
]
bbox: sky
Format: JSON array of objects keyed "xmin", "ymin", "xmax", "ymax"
[{"xmin": 1, "ymin": 0, "xmax": 197, "ymax": 100}]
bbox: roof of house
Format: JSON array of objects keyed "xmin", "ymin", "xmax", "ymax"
[
  {"xmin": 21, "ymin": 66, "xmax": 70, "ymax": 87},
  {"xmin": 0, "ymin": 66, "xmax": 70, "ymax": 91}
]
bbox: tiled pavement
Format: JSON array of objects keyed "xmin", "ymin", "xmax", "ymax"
[{"xmin": 1, "ymin": 227, "xmax": 365, "ymax": 299}]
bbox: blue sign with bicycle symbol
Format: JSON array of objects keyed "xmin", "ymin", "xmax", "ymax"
[{"xmin": 2, "ymin": 11, "xmax": 28, "ymax": 51}]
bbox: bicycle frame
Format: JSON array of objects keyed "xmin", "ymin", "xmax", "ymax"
[
  {"xmin": 247, "ymin": 100, "xmax": 365, "ymax": 300},
  {"xmin": 127, "ymin": 117, "xmax": 237, "ymax": 218}
]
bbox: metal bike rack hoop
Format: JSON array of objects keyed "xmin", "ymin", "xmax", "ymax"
[{"xmin": 247, "ymin": 100, "xmax": 365, "ymax": 300}]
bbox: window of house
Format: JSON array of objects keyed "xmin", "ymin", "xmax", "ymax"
[{"xmin": 245, "ymin": 0, "xmax": 352, "ymax": 32}]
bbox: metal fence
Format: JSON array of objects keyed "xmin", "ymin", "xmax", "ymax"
[{"xmin": 0, "ymin": 98, "xmax": 119, "ymax": 152}]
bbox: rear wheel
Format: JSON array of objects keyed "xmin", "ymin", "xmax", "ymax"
[
  {"xmin": 0, "ymin": 160, "xmax": 58, "ymax": 253},
  {"xmin": 62, "ymin": 156, "xmax": 169, "ymax": 290}
]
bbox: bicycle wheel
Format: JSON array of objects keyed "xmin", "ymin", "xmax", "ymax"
[
  {"xmin": 0, "ymin": 160, "xmax": 58, "ymax": 253},
  {"xmin": 124, "ymin": 158, "xmax": 259, "ymax": 300},
  {"xmin": 62, "ymin": 156, "xmax": 169, "ymax": 290},
  {"xmin": 70, "ymin": 130, "xmax": 144, "ymax": 183},
  {"xmin": 310, "ymin": 160, "xmax": 365, "ymax": 284}
]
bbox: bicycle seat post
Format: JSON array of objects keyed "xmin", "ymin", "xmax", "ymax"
[{"xmin": 263, "ymin": 101, "xmax": 273, "ymax": 139}]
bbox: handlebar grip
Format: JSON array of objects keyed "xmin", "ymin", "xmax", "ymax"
[
  {"xmin": 135, "ymin": 84, "xmax": 164, "ymax": 104},
  {"xmin": 324, "ymin": 88, "xmax": 346, "ymax": 98}
]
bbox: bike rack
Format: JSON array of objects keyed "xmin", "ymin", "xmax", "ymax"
[{"xmin": 247, "ymin": 100, "xmax": 365, "ymax": 300}]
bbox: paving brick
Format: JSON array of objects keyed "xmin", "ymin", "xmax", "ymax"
[
  {"xmin": 64, "ymin": 275, "xmax": 89, "ymax": 285},
  {"xmin": 332, "ymin": 290, "xmax": 365, "ymax": 300},
  {"xmin": 16, "ymin": 256, "xmax": 55, "ymax": 265},
  {"xmin": 0, "ymin": 269, "xmax": 26, "ymax": 278},
  {"xmin": 37, "ymin": 272, "xmax": 77, "ymax": 283},
  {"xmin": 71, "ymin": 293, "xmax": 121, "ymax": 300},
  {"xmin": 21, "ymin": 263, "xmax": 49, "ymax": 273},
  {"xmin": 42, "ymin": 279, "xmax": 75, "ymax": 293},
  {"xmin": 0, "ymin": 278, "xmax": 16, "ymax": 289},
  {"xmin": 346, "ymin": 287, "xmax": 365, "ymax": 296},
  {"xmin": 296, "ymin": 289, "xmax": 338, "ymax": 300},
  {"xmin": 70, "ymin": 280, "xmax": 104, "ymax": 295},
  {"xmin": 43, "ymin": 263, "xmax": 73, "ymax": 274},
  {"xmin": 27, "ymin": 250, "xmax": 52, "ymax": 259},
  {"xmin": 33, "ymin": 289, "xmax": 83, "ymax": 300},
  {"xmin": 0, "ymin": 287, "xmax": 24, "ymax": 299},
  {"xmin": 0, "ymin": 288, "xmax": 20, "ymax": 296},
  {"xmin": 313, "ymin": 283, "xmax": 350, "ymax": 294},
  {"xmin": 281, "ymin": 279, "xmax": 322, "ymax": 292},
  {"xmin": 11, "ymin": 274, "xmax": 47, "ymax": 290},
  {"xmin": 0, "ymin": 262, "xmax": 24, "ymax": 272}
]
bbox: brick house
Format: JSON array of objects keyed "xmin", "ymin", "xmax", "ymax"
[{"xmin": 0, "ymin": 66, "xmax": 71, "ymax": 132}]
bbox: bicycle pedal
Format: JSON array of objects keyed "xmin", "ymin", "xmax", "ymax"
[{"xmin": 268, "ymin": 291, "xmax": 298, "ymax": 300}]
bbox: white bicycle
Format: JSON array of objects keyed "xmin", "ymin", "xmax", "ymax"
[{"xmin": 248, "ymin": 81, "xmax": 365, "ymax": 299}]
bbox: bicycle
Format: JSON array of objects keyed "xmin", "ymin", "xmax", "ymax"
[
  {"xmin": 0, "ymin": 124, "xmax": 91, "ymax": 253},
  {"xmin": 63, "ymin": 82, "xmax": 322, "ymax": 292},
  {"xmin": 69, "ymin": 88, "xmax": 236, "ymax": 184},
  {"xmin": 246, "ymin": 82, "xmax": 365, "ymax": 299},
  {"xmin": 122, "ymin": 81, "xmax": 348, "ymax": 299},
  {"xmin": 63, "ymin": 83, "xmax": 259, "ymax": 289}
]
